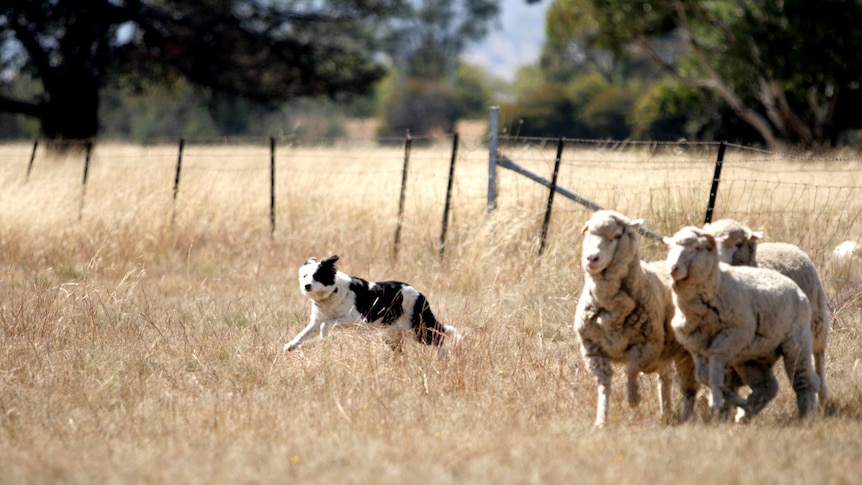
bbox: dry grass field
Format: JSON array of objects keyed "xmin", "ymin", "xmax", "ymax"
[{"xmin": 0, "ymin": 139, "xmax": 860, "ymax": 484}]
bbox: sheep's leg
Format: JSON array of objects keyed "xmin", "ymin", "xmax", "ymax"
[
  {"xmin": 657, "ymin": 368, "xmax": 673, "ymax": 420},
  {"xmin": 692, "ymin": 353, "xmax": 709, "ymax": 386},
  {"xmin": 814, "ymin": 350, "xmax": 829, "ymax": 404},
  {"xmin": 674, "ymin": 352, "xmax": 699, "ymax": 422},
  {"xmin": 725, "ymin": 368, "xmax": 744, "ymax": 396},
  {"xmin": 707, "ymin": 354, "xmax": 729, "ymax": 419},
  {"xmin": 624, "ymin": 362, "xmax": 641, "ymax": 410},
  {"xmin": 721, "ymin": 367, "xmax": 745, "ymax": 417},
  {"xmin": 624, "ymin": 342, "xmax": 666, "ymax": 411},
  {"xmin": 730, "ymin": 362, "xmax": 778, "ymax": 422},
  {"xmin": 782, "ymin": 340, "xmax": 819, "ymax": 420},
  {"xmin": 706, "ymin": 330, "xmax": 749, "ymax": 419},
  {"xmin": 582, "ymin": 341, "xmax": 612, "ymax": 428},
  {"xmin": 594, "ymin": 359, "xmax": 612, "ymax": 428}
]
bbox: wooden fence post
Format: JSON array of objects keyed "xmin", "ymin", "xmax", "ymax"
[
  {"xmin": 171, "ymin": 138, "xmax": 184, "ymax": 225},
  {"xmin": 393, "ymin": 130, "xmax": 412, "ymax": 259},
  {"xmin": 539, "ymin": 138, "xmax": 564, "ymax": 256},
  {"xmin": 440, "ymin": 132, "xmax": 459, "ymax": 259},
  {"xmin": 79, "ymin": 141, "xmax": 93, "ymax": 221},
  {"xmin": 488, "ymin": 106, "xmax": 499, "ymax": 214},
  {"xmin": 25, "ymin": 140, "xmax": 38, "ymax": 182},
  {"xmin": 704, "ymin": 140, "xmax": 727, "ymax": 225},
  {"xmin": 270, "ymin": 136, "xmax": 276, "ymax": 238}
]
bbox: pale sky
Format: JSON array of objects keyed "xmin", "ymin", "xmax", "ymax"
[{"xmin": 462, "ymin": 0, "xmax": 550, "ymax": 82}]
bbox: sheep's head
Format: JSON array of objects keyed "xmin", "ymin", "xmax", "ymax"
[
  {"xmin": 581, "ymin": 210, "xmax": 643, "ymax": 276},
  {"xmin": 664, "ymin": 226, "xmax": 718, "ymax": 282},
  {"xmin": 702, "ymin": 219, "xmax": 761, "ymax": 266}
]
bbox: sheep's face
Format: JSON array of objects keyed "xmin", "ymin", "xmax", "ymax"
[
  {"xmin": 581, "ymin": 211, "xmax": 643, "ymax": 275},
  {"xmin": 665, "ymin": 227, "xmax": 718, "ymax": 282},
  {"xmin": 703, "ymin": 219, "xmax": 761, "ymax": 265}
]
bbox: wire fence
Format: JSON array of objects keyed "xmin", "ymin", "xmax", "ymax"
[
  {"xmin": 3, "ymin": 129, "xmax": 862, "ymax": 272},
  {"xmin": 492, "ymin": 135, "xmax": 862, "ymax": 269}
]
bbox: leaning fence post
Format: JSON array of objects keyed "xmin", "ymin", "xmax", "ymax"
[
  {"xmin": 270, "ymin": 136, "xmax": 276, "ymax": 238},
  {"xmin": 393, "ymin": 129, "xmax": 412, "ymax": 259},
  {"xmin": 704, "ymin": 140, "xmax": 727, "ymax": 225},
  {"xmin": 79, "ymin": 140, "xmax": 93, "ymax": 221},
  {"xmin": 440, "ymin": 132, "xmax": 459, "ymax": 259},
  {"xmin": 171, "ymin": 138, "xmax": 184, "ymax": 225},
  {"xmin": 25, "ymin": 140, "xmax": 38, "ymax": 182},
  {"xmin": 539, "ymin": 138, "xmax": 565, "ymax": 256},
  {"xmin": 488, "ymin": 106, "xmax": 499, "ymax": 214}
]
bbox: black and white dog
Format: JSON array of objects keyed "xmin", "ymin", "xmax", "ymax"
[{"xmin": 283, "ymin": 255, "xmax": 456, "ymax": 355}]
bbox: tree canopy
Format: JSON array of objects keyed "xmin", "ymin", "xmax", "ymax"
[
  {"xmin": 0, "ymin": 0, "xmax": 404, "ymax": 140},
  {"xmin": 546, "ymin": 0, "xmax": 862, "ymax": 148},
  {"xmin": 374, "ymin": 0, "xmax": 499, "ymax": 138}
]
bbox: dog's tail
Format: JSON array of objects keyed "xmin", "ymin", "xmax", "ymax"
[{"xmin": 412, "ymin": 294, "xmax": 457, "ymax": 346}]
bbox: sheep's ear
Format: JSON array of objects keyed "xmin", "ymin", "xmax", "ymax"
[
  {"xmin": 702, "ymin": 233, "xmax": 716, "ymax": 250},
  {"xmin": 629, "ymin": 219, "xmax": 644, "ymax": 230},
  {"xmin": 750, "ymin": 231, "xmax": 763, "ymax": 242},
  {"xmin": 662, "ymin": 236, "xmax": 674, "ymax": 246},
  {"xmin": 581, "ymin": 223, "xmax": 589, "ymax": 235},
  {"xmin": 709, "ymin": 233, "xmax": 726, "ymax": 244}
]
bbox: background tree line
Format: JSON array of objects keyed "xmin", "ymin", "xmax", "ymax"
[
  {"xmin": 2, "ymin": 0, "xmax": 861, "ymax": 148},
  {"xmin": 511, "ymin": 0, "xmax": 862, "ymax": 149}
]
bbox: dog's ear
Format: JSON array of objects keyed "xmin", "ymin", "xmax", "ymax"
[
  {"xmin": 303, "ymin": 257, "xmax": 318, "ymax": 265},
  {"xmin": 322, "ymin": 255, "xmax": 340, "ymax": 266}
]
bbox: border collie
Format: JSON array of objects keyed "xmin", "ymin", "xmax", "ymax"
[{"xmin": 283, "ymin": 255, "xmax": 456, "ymax": 355}]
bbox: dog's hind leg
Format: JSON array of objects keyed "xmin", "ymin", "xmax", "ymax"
[{"xmin": 383, "ymin": 327, "xmax": 406, "ymax": 354}]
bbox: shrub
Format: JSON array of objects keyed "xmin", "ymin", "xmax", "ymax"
[
  {"xmin": 581, "ymin": 87, "xmax": 638, "ymax": 139},
  {"xmin": 504, "ymin": 83, "xmax": 577, "ymax": 138},
  {"xmin": 377, "ymin": 78, "xmax": 460, "ymax": 140},
  {"xmin": 630, "ymin": 79, "xmax": 703, "ymax": 140}
]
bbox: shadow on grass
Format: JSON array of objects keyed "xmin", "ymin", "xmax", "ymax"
[{"xmin": 822, "ymin": 394, "xmax": 862, "ymax": 420}]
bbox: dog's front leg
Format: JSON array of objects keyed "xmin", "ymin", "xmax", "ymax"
[
  {"xmin": 283, "ymin": 318, "xmax": 346, "ymax": 351},
  {"xmin": 283, "ymin": 319, "xmax": 324, "ymax": 352},
  {"xmin": 318, "ymin": 319, "xmax": 344, "ymax": 339}
]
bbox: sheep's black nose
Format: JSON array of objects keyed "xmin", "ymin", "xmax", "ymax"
[{"xmin": 305, "ymin": 284, "xmax": 312, "ymax": 291}]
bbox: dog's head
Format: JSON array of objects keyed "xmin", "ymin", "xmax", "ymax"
[{"xmin": 298, "ymin": 255, "xmax": 340, "ymax": 301}]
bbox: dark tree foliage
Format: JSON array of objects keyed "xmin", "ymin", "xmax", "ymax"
[
  {"xmin": 379, "ymin": 78, "xmax": 460, "ymax": 141},
  {"xmin": 547, "ymin": 0, "xmax": 862, "ymax": 148},
  {"xmin": 0, "ymin": 0, "xmax": 403, "ymax": 140}
]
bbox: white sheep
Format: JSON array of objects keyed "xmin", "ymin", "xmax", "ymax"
[
  {"xmin": 833, "ymin": 240, "xmax": 858, "ymax": 262},
  {"xmin": 664, "ymin": 226, "xmax": 820, "ymax": 421},
  {"xmin": 575, "ymin": 210, "xmax": 698, "ymax": 427},
  {"xmin": 703, "ymin": 219, "xmax": 830, "ymax": 403}
]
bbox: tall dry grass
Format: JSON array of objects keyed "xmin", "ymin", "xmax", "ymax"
[{"xmin": 0, "ymin": 140, "xmax": 860, "ymax": 483}]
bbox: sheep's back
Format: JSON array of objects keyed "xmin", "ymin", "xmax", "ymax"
[
  {"xmin": 756, "ymin": 243, "xmax": 816, "ymax": 286},
  {"xmin": 756, "ymin": 242, "xmax": 829, "ymax": 351},
  {"xmin": 717, "ymin": 265, "xmax": 811, "ymax": 358}
]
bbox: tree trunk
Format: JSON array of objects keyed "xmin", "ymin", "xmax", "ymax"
[{"xmin": 39, "ymin": 65, "xmax": 101, "ymax": 141}]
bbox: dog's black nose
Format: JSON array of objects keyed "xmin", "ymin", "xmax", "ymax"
[{"xmin": 304, "ymin": 284, "xmax": 312, "ymax": 291}]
